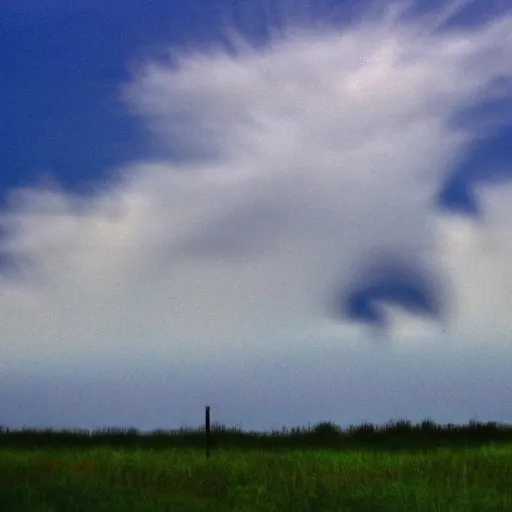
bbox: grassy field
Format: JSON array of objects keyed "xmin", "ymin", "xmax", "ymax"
[{"xmin": 1, "ymin": 421, "xmax": 511, "ymax": 511}]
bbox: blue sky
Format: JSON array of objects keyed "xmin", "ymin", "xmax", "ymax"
[{"xmin": 1, "ymin": 0, "xmax": 512, "ymax": 431}]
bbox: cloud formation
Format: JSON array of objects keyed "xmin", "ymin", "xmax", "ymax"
[
  {"xmin": 1, "ymin": 1, "xmax": 511, "ymax": 429},
  {"xmin": 340, "ymin": 251, "xmax": 447, "ymax": 329}
]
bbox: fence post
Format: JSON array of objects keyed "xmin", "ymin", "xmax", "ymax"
[{"xmin": 205, "ymin": 406, "xmax": 211, "ymax": 459}]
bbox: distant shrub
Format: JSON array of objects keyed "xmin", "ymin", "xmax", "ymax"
[
  {"xmin": 312, "ymin": 422, "xmax": 342, "ymax": 439},
  {"xmin": 420, "ymin": 419, "xmax": 437, "ymax": 431}
]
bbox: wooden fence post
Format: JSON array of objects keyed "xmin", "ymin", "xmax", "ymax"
[{"xmin": 205, "ymin": 406, "xmax": 211, "ymax": 459}]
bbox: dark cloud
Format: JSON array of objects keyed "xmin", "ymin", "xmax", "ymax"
[{"xmin": 331, "ymin": 251, "xmax": 448, "ymax": 329}]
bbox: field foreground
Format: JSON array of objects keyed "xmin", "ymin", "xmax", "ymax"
[{"xmin": 1, "ymin": 443, "xmax": 512, "ymax": 511}]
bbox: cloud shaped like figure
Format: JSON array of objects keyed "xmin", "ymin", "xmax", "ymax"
[{"xmin": 340, "ymin": 252, "xmax": 447, "ymax": 330}]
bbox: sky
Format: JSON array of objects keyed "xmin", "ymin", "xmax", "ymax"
[{"xmin": 1, "ymin": 0, "xmax": 512, "ymax": 432}]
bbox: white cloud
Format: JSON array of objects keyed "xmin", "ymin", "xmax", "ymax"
[{"xmin": 1, "ymin": 2, "xmax": 511, "ymax": 428}]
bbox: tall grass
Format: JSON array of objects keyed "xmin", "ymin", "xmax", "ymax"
[
  {"xmin": 1, "ymin": 442, "xmax": 512, "ymax": 511},
  {"xmin": 1, "ymin": 419, "xmax": 511, "ymax": 451},
  {"xmin": 1, "ymin": 420, "xmax": 511, "ymax": 511}
]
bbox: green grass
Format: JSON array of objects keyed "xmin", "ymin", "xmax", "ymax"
[
  {"xmin": 1, "ymin": 420, "xmax": 512, "ymax": 511},
  {"xmin": 1, "ymin": 443, "xmax": 512, "ymax": 511}
]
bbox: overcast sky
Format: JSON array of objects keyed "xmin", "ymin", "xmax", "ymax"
[{"xmin": 1, "ymin": 0, "xmax": 512, "ymax": 432}]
